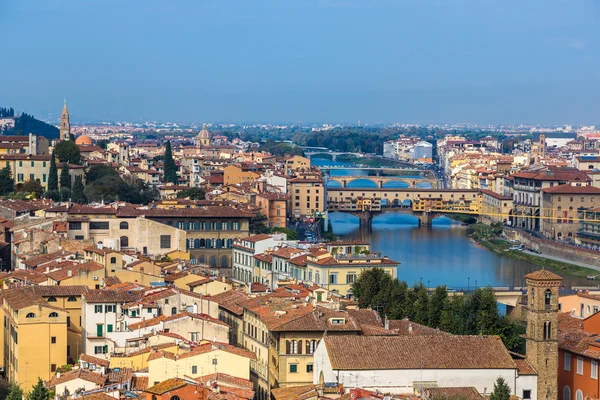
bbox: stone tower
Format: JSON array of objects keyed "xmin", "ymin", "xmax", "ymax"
[
  {"xmin": 539, "ymin": 134, "xmax": 546, "ymax": 158},
  {"xmin": 60, "ymin": 100, "xmax": 71, "ymax": 141},
  {"xmin": 525, "ymin": 269, "xmax": 561, "ymax": 400},
  {"xmin": 197, "ymin": 124, "xmax": 211, "ymax": 148}
]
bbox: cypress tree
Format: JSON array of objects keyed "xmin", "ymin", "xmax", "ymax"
[
  {"xmin": 48, "ymin": 153, "xmax": 58, "ymax": 191},
  {"xmin": 490, "ymin": 377, "xmax": 511, "ymax": 400},
  {"xmin": 71, "ymin": 175, "xmax": 86, "ymax": 203},
  {"xmin": 0, "ymin": 166, "xmax": 14, "ymax": 195},
  {"xmin": 59, "ymin": 162, "xmax": 71, "ymax": 190},
  {"xmin": 163, "ymin": 140, "xmax": 177, "ymax": 184},
  {"xmin": 27, "ymin": 378, "xmax": 49, "ymax": 400},
  {"xmin": 6, "ymin": 383, "xmax": 22, "ymax": 400}
]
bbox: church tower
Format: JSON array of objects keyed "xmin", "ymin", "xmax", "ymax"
[
  {"xmin": 525, "ymin": 269, "xmax": 561, "ymax": 400},
  {"xmin": 539, "ymin": 134, "xmax": 546, "ymax": 158},
  {"xmin": 60, "ymin": 100, "xmax": 71, "ymax": 141},
  {"xmin": 196, "ymin": 124, "xmax": 211, "ymax": 148}
]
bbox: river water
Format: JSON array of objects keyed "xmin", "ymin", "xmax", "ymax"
[{"xmin": 313, "ymin": 158, "xmax": 590, "ymax": 289}]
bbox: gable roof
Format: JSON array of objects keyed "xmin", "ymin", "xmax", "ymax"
[{"xmin": 323, "ymin": 335, "xmax": 515, "ymax": 370}]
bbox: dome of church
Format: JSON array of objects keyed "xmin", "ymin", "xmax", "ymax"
[
  {"xmin": 198, "ymin": 124, "xmax": 211, "ymax": 139},
  {"xmin": 75, "ymin": 134, "xmax": 93, "ymax": 145}
]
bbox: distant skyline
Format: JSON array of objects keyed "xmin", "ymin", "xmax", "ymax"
[{"xmin": 1, "ymin": 0, "xmax": 599, "ymax": 125}]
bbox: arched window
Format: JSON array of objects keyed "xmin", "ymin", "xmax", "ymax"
[
  {"xmin": 152, "ymin": 396, "xmax": 158, "ymax": 400},
  {"xmin": 545, "ymin": 289, "xmax": 552, "ymax": 308},
  {"xmin": 199, "ymin": 238, "xmax": 206, "ymax": 248},
  {"xmin": 530, "ymin": 287, "xmax": 535, "ymax": 305},
  {"xmin": 47, "ymin": 297, "xmax": 57, "ymax": 302},
  {"xmin": 209, "ymin": 256, "xmax": 217, "ymax": 268},
  {"xmin": 576, "ymin": 390, "xmax": 583, "ymax": 400},
  {"xmin": 226, "ymin": 239, "xmax": 233, "ymax": 248},
  {"xmin": 544, "ymin": 321, "xmax": 552, "ymax": 340},
  {"xmin": 110, "ymin": 257, "xmax": 117, "ymax": 264},
  {"xmin": 194, "ymin": 239, "xmax": 201, "ymax": 249},
  {"xmin": 67, "ymin": 296, "xmax": 77, "ymax": 302},
  {"xmin": 564, "ymin": 386, "xmax": 571, "ymax": 400},
  {"xmin": 307, "ymin": 339, "xmax": 317, "ymax": 354},
  {"xmin": 170, "ymin": 396, "xmax": 181, "ymax": 400},
  {"xmin": 49, "ymin": 312, "xmax": 59, "ymax": 318},
  {"xmin": 120, "ymin": 221, "xmax": 129, "ymax": 229},
  {"xmin": 221, "ymin": 256, "xmax": 228, "ymax": 268},
  {"xmin": 216, "ymin": 239, "xmax": 222, "ymax": 249},
  {"xmin": 199, "ymin": 255, "xmax": 206, "ymax": 264},
  {"xmin": 171, "ymin": 307, "xmax": 177, "ymax": 316},
  {"xmin": 26, "ymin": 312, "xmax": 36, "ymax": 318},
  {"xmin": 120, "ymin": 236, "xmax": 129, "ymax": 248},
  {"xmin": 206, "ymin": 238, "xmax": 212, "ymax": 249}
]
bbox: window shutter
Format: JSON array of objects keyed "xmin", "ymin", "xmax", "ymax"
[
  {"xmin": 306, "ymin": 340, "xmax": 310, "ymax": 354},
  {"xmin": 286, "ymin": 340, "xmax": 290, "ymax": 354},
  {"xmin": 298, "ymin": 340, "xmax": 303, "ymax": 355}
]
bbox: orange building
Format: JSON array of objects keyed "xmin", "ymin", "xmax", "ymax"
[
  {"xmin": 558, "ymin": 309, "xmax": 600, "ymax": 400},
  {"xmin": 256, "ymin": 192, "xmax": 288, "ymax": 228},
  {"xmin": 223, "ymin": 165, "xmax": 260, "ymax": 186}
]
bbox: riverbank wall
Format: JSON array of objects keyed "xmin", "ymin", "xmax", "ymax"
[{"xmin": 505, "ymin": 228, "xmax": 600, "ymax": 268}]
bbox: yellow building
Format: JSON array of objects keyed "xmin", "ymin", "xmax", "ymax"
[
  {"xmin": 304, "ymin": 249, "xmax": 398, "ymax": 298},
  {"xmin": 1, "ymin": 286, "xmax": 68, "ymax": 389},
  {"xmin": 224, "ymin": 165, "xmax": 260, "ymax": 186},
  {"xmin": 284, "ymin": 156, "xmax": 310, "ymax": 172},
  {"xmin": 0, "ymin": 154, "xmax": 51, "ymax": 188},
  {"xmin": 480, "ymin": 189, "xmax": 513, "ymax": 224},
  {"xmin": 147, "ymin": 342, "xmax": 255, "ymax": 387},
  {"xmin": 187, "ymin": 276, "xmax": 232, "ymax": 296},
  {"xmin": 110, "ymin": 343, "xmax": 181, "ymax": 371},
  {"xmin": 288, "ymin": 175, "xmax": 325, "ymax": 220}
]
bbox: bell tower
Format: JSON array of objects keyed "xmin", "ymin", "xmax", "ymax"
[
  {"xmin": 60, "ymin": 100, "xmax": 71, "ymax": 141},
  {"xmin": 539, "ymin": 134, "xmax": 546, "ymax": 158},
  {"xmin": 525, "ymin": 269, "xmax": 561, "ymax": 400}
]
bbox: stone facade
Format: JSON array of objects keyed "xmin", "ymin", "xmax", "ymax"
[{"xmin": 525, "ymin": 270, "xmax": 561, "ymax": 400}]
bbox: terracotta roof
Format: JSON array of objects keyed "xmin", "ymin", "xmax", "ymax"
[
  {"xmin": 80, "ymin": 353, "xmax": 110, "ymax": 367},
  {"xmin": 271, "ymin": 307, "xmax": 361, "ymax": 332},
  {"xmin": 514, "ymin": 358, "xmax": 537, "ymax": 375},
  {"xmin": 323, "ymin": 335, "xmax": 515, "ymax": 370},
  {"xmin": 47, "ymin": 369, "xmax": 107, "ymax": 388},
  {"xmin": 427, "ymin": 387, "xmax": 482, "ymax": 400},
  {"xmin": 144, "ymin": 206, "xmax": 254, "ymax": 218},
  {"xmin": 145, "ymin": 378, "xmax": 188, "ymax": 395},
  {"xmin": 45, "ymin": 261, "xmax": 104, "ymax": 282},
  {"xmin": 271, "ymin": 385, "xmax": 321, "ymax": 400},
  {"xmin": 196, "ymin": 372, "xmax": 254, "ymax": 390},
  {"xmin": 542, "ymin": 184, "xmax": 600, "ymax": 194},
  {"xmin": 2, "ymin": 286, "xmax": 59, "ymax": 311},
  {"xmin": 524, "ymin": 269, "xmax": 562, "ymax": 281},
  {"xmin": 128, "ymin": 311, "xmax": 228, "ymax": 330},
  {"xmin": 270, "ymin": 247, "xmax": 306, "ymax": 259},
  {"xmin": 253, "ymin": 253, "xmax": 272, "ymax": 263},
  {"xmin": 107, "ymin": 367, "xmax": 133, "ymax": 384},
  {"xmin": 21, "ymin": 250, "xmax": 73, "ymax": 268},
  {"xmin": 131, "ymin": 375, "xmax": 149, "ymax": 391},
  {"xmin": 347, "ymin": 309, "xmax": 382, "ymax": 327},
  {"xmin": 34, "ymin": 285, "xmax": 88, "ymax": 297},
  {"xmin": 210, "ymin": 290, "xmax": 249, "ymax": 315},
  {"xmin": 480, "ymin": 189, "xmax": 513, "ymax": 200},
  {"xmin": 84, "ymin": 289, "xmax": 145, "ymax": 303},
  {"xmin": 241, "ymin": 234, "xmax": 273, "ymax": 243},
  {"xmin": 79, "ymin": 394, "xmax": 118, "ymax": 400}
]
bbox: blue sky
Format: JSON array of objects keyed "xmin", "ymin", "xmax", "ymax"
[{"xmin": 1, "ymin": 0, "xmax": 599, "ymax": 125}]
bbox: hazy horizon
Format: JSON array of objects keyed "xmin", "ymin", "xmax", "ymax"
[{"xmin": 1, "ymin": 0, "xmax": 599, "ymax": 125}]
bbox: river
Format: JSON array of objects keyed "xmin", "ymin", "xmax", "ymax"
[{"xmin": 313, "ymin": 157, "xmax": 590, "ymax": 289}]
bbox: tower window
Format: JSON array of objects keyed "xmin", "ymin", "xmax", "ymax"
[
  {"xmin": 544, "ymin": 289, "xmax": 552, "ymax": 309},
  {"xmin": 544, "ymin": 321, "xmax": 552, "ymax": 340}
]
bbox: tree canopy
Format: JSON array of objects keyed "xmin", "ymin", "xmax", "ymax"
[
  {"xmin": 0, "ymin": 166, "xmax": 15, "ymax": 196},
  {"xmin": 249, "ymin": 213, "xmax": 269, "ymax": 234},
  {"xmin": 59, "ymin": 163, "xmax": 71, "ymax": 190},
  {"xmin": 352, "ymin": 268, "xmax": 525, "ymax": 353},
  {"xmin": 15, "ymin": 179, "xmax": 43, "ymax": 198},
  {"xmin": 48, "ymin": 153, "xmax": 58, "ymax": 191},
  {"xmin": 176, "ymin": 187, "xmax": 205, "ymax": 200},
  {"xmin": 490, "ymin": 377, "xmax": 511, "ymax": 400},
  {"xmin": 54, "ymin": 140, "xmax": 81, "ymax": 164},
  {"xmin": 27, "ymin": 378, "xmax": 50, "ymax": 400},
  {"xmin": 11, "ymin": 113, "xmax": 59, "ymax": 139},
  {"xmin": 163, "ymin": 140, "xmax": 177, "ymax": 184}
]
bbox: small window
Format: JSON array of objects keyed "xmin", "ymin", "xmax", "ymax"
[
  {"xmin": 565, "ymin": 353, "xmax": 571, "ymax": 371},
  {"xmin": 51, "ymin": 364, "xmax": 56, "ymax": 372},
  {"xmin": 67, "ymin": 296, "xmax": 77, "ymax": 302},
  {"xmin": 522, "ymin": 390, "xmax": 531, "ymax": 400},
  {"xmin": 95, "ymin": 305, "xmax": 103, "ymax": 313},
  {"xmin": 306, "ymin": 364, "xmax": 314, "ymax": 373},
  {"xmin": 47, "ymin": 297, "xmax": 57, "ymax": 302},
  {"xmin": 160, "ymin": 235, "xmax": 171, "ymax": 249},
  {"xmin": 289, "ymin": 364, "xmax": 298, "ymax": 373},
  {"xmin": 576, "ymin": 390, "xmax": 583, "ymax": 400},
  {"xmin": 212, "ymin": 358, "xmax": 217, "ymax": 365},
  {"xmin": 110, "ymin": 257, "xmax": 117, "ymax": 264},
  {"xmin": 119, "ymin": 221, "xmax": 129, "ymax": 229},
  {"xmin": 49, "ymin": 312, "xmax": 59, "ymax": 318},
  {"xmin": 577, "ymin": 356, "xmax": 583, "ymax": 375},
  {"xmin": 26, "ymin": 313, "xmax": 36, "ymax": 318},
  {"xmin": 192, "ymin": 366, "xmax": 197, "ymax": 374},
  {"xmin": 170, "ymin": 397, "xmax": 181, "ymax": 400},
  {"xmin": 51, "ymin": 336, "xmax": 56, "ymax": 344},
  {"xmin": 592, "ymin": 360, "xmax": 598, "ymax": 379}
]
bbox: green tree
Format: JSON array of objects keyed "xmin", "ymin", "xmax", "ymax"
[
  {"xmin": 44, "ymin": 190, "xmax": 60, "ymax": 201},
  {"xmin": 176, "ymin": 187, "xmax": 205, "ymax": 200},
  {"xmin": 86, "ymin": 165, "xmax": 119, "ymax": 183},
  {"xmin": 60, "ymin": 187, "xmax": 71, "ymax": 202},
  {"xmin": 163, "ymin": 140, "xmax": 177, "ymax": 184},
  {"xmin": 0, "ymin": 165, "xmax": 15, "ymax": 195},
  {"xmin": 27, "ymin": 378, "xmax": 49, "ymax": 400},
  {"xmin": 59, "ymin": 163, "xmax": 71, "ymax": 190},
  {"xmin": 0, "ymin": 380, "xmax": 14, "ymax": 400},
  {"xmin": 16, "ymin": 179, "xmax": 44, "ymax": 198},
  {"xmin": 270, "ymin": 227, "xmax": 299, "ymax": 240},
  {"xmin": 490, "ymin": 377, "xmax": 511, "ymax": 400},
  {"xmin": 428, "ymin": 286, "xmax": 448, "ymax": 328},
  {"xmin": 249, "ymin": 213, "xmax": 269, "ymax": 234},
  {"xmin": 71, "ymin": 175, "xmax": 86, "ymax": 203},
  {"xmin": 413, "ymin": 284, "xmax": 430, "ymax": 325},
  {"xmin": 6, "ymin": 383, "xmax": 23, "ymax": 400},
  {"xmin": 48, "ymin": 153, "xmax": 58, "ymax": 191},
  {"xmin": 54, "ymin": 140, "xmax": 81, "ymax": 164}
]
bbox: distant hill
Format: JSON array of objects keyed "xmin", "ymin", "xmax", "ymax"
[{"xmin": 1, "ymin": 109, "xmax": 59, "ymax": 139}]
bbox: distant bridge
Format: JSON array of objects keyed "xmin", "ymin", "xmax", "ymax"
[
  {"xmin": 326, "ymin": 175, "xmax": 438, "ymax": 189},
  {"xmin": 304, "ymin": 150, "xmax": 367, "ymax": 161}
]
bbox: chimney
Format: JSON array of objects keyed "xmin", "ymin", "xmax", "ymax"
[
  {"xmin": 384, "ymin": 316, "xmax": 389, "ymax": 330},
  {"xmin": 67, "ymin": 269, "xmax": 72, "ymax": 277},
  {"xmin": 408, "ymin": 323, "xmax": 413, "ymax": 334}
]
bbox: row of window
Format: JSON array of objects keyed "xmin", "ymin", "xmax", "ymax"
[
  {"xmin": 26, "ymin": 312, "xmax": 59, "ymax": 318},
  {"xmin": 70, "ymin": 221, "xmax": 130, "ymax": 230},
  {"xmin": 187, "ymin": 238, "xmax": 233, "ymax": 249},
  {"xmin": 564, "ymin": 352, "xmax": 598, "ymax": 379},
  {"xmin": 10, "ymin": 161, "xmax": 47, "ymax": 168},
  {"xmin": 285, "ymin": 339, "xmax": 318, "ymax": 355},
  {"xmin": 289, "ymin": 363, "xmax": 313, "ymax": 373},
  {"xmin": 564, "ymin": 386, "xmax": 585, "ymax": 400},
  {"xmin": 16, "ymin": 173, "xmax": 46, "ymax": 183},
  {"xmin": 162, "ymin": 221, "xmax": 241, "ymax": 231}
]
